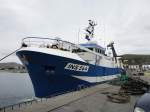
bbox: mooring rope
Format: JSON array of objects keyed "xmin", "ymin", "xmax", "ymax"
[{"xmin": 0, "ymin": 47, "xmax": 22, "ymax": 62}]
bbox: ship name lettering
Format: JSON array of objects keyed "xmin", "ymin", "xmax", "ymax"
[{"xmin": 65, "ymin": 63, "xmax": 89, "ymax": 72}]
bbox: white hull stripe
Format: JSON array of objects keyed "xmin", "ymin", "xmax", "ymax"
[{"xmin": 72, "ymin": 74, "xmax": 120, "ymax": 83}]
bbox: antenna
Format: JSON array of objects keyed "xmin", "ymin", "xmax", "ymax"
[
  {"xmin": 103, "ymin": 22, "xmax": 106, "ymax": 47},
  {"xmin": 77, "ymin": 28, "xmax": 80, "ymax": 44}
]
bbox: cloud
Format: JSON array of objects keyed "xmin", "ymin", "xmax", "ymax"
[{"xmin": 0, "ymin": 0, "xmax": 150, "ymax": 62}]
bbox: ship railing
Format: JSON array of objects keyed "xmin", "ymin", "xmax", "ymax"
[
  {"xmin": 0, "ymin": 98, "xmax": 37, "ymax": 112},
  {"xmin": 22, "ymin": 37, "xmax": 80, "ymax": 52},
  {"xmin": 21, "ymin": 37, "xmax": 105, "ymax": 64},
  {"xmin": 21, "ymin": 37, "xmax": 99, "ymax": 55}
]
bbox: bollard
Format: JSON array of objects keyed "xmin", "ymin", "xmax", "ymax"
[
  {"xmin": 19, "ymin": 103, "xmax": 21, "ymax": 108},
  {"xmin": 11, "ymin": 106, "xmax": 13, "ymax": 110}
]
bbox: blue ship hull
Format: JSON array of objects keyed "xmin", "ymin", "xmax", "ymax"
[{"xmin": 17, "ymin": 50, "xmax": 121, "ymax": 98}]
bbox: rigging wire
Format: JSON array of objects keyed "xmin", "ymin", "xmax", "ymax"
[{"xmin": 0, "ymin": 47, "xmax": 22, "ymax": 62}]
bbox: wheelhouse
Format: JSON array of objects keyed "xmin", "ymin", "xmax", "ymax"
[{"xmin": 80, "ymin": 43, "xmax": 105, "ymax": 55}]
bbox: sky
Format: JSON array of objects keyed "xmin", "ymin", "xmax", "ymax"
[{"xmin": 0, "ymin": 0, "xmax": 150, "ymax": 62}]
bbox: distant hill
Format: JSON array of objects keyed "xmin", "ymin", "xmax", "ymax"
[
  {"xmin": 0, "ymin": 62, "xmax": 27, "ymax": 73},
  {"xmin": 120, "ymin": 54, "xmax": 150, "ymax": 65}
]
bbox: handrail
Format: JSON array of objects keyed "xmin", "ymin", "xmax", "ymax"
[
  {"xmin": 22, "ymin": 37, "xmax": 76, "ymax": 46},
  {"xmin": 22, "ymin": 37, "xmax": 79, "ymax": 51},
  {"xmin": 22, "ymin": 37, "xmax": 104, "ymax": 56}
]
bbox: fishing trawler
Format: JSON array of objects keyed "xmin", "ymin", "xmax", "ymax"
[{"xmin": 16, "ymin": 20, "xmax": 122, "ymax": 97}]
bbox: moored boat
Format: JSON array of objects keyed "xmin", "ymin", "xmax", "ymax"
[{"xmin": 16, "ymin": 20, "xmax": 122, "ymax": 97}]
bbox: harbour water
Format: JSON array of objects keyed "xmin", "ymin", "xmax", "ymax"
[{"xmin": 0, "ymin": 72, "xmax": 34, "ymax": 108}]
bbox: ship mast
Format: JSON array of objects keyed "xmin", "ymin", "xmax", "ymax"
[
  {"xmin": 107, "ymin": 41, "xmax": 117, "ymax": 63},
  {"xmin": 85, "ymin": 20, "xmax": 97, "ymax": 41}
]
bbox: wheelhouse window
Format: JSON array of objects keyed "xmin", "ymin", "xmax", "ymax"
[
  {"xmin": 72, "ymin": 48, "xmax": 87, "ymax": 53},
  {"xmin": 95, "ymin": 48, "xmax": 105, "ymax": 55},
  {"xmin": 87, "ymin": 48, "xmax": 93, "ymax": 51}
]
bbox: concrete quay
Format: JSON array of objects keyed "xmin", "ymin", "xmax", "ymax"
[
  {"xmin": 1, "ymin": 84, "xmax": 113, "ymax": 112},
  {"xmin": 1, "ymin": 78, "xmax": 149, "ymax": 112}
]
